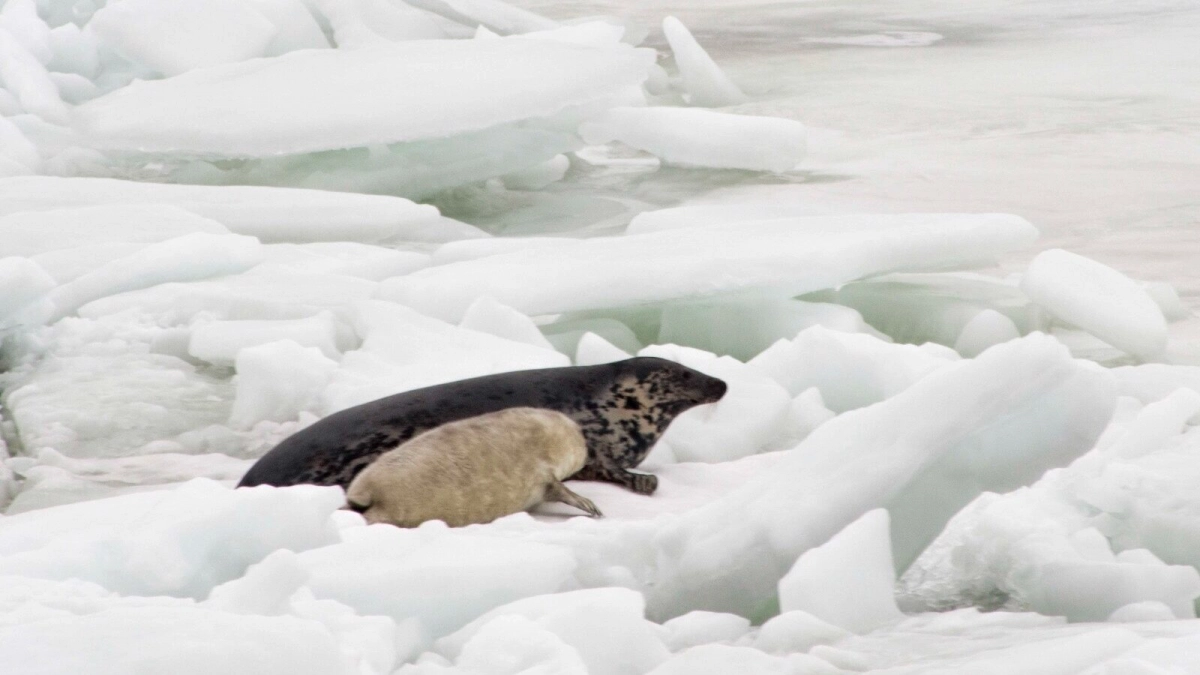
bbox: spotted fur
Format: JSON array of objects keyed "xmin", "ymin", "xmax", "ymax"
[{"xmin": 238, "ymin": 357, "xmax": 727, "ymax": 495}]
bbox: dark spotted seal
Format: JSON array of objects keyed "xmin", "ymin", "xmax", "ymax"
[
  {"xmin": 346, "ymin": 407, "xmax": 601, "ymax": 527},
  {"xmin": 238, "ymin": 357, "xmax": 727, "ymax": 494}
]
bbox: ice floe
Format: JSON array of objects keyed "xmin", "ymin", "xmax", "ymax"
[
  {"xmin": 0, "ymin": 176, "xmax": 476, "ymax": 244},
  {"xmin": 74, "ymin": 39, "xmax": 655, "ymax": 156},
  {"xmin": 379, "ymin": 214, "xmax": 1038, "ymax": 321}
]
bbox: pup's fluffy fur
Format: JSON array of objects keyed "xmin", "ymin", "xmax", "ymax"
[{"xmin": 346, "ymin": 407, "xmax": 602, "ymax": 527}]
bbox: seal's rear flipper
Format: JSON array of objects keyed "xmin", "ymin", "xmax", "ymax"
[{"xmin": 546, "ymin": 479, "xmax": 603, "ymax": 518}]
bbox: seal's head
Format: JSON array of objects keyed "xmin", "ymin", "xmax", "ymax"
[
  {"xmin": 616, "ymin": 356, "xmax": 728, "ymax": 413},
  {"xmin": 578, "ymin": 357, "xmax": 728, "ymax": 470}
]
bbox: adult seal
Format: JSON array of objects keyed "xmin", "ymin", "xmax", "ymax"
[{"xmin": 238, "ymin": 357, "xmax": 727, "ymax": 495}]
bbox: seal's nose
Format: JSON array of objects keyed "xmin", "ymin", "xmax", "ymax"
[{"xmin": 706, "ymin": 377, "xmax": 728, "ymax": 402}]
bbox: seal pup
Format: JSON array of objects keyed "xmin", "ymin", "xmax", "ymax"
[
  {"xmin": 346, "ymin": 407, "xmax": 601, "ymax": 527},
  {"xmin": 238, "ymin": 357, "xmax": 727, "ymax": 495}
]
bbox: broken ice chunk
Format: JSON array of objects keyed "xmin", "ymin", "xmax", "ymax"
[
  {"xmin": 459, "ymin": 296, "xmax": 556, "ymax": 351},
  {"xmin": 251, "ymin": 0, "xmax": 332, "ymax": 55},
  {"xmin": 1143, "ymin": 281, "xmax": 1190, "ymax": 321},
  {"xmin": 753, "ymin": 610, "xmax": 851, "ymax": 654},
  {"xmin": 0, "ymin": 116, "xmax": 39, "ymax": 173},
  {"xmin": 45, "ymin": 233, "xmax": 264, "ymax": 321},
  {"xmin": 579, "ymin": 107, "xmax": 805, "ymax": 172},
  {"xmin": 313, "ymin": 0, "xmax": 445, "ymax": 48},
  {"xmin": 661, "ymin": 16, "xmax": 747, "ymax": 107},
  {"xmin": 500, "ymin": 154, "xmax": 570, "ymax": 190},
  {"xmin": 659, "ymin": 297, "xmax": 875, "ymax": 361},
  {"xmin": 627, "ymin": 202, "xmax": 830, "ymax": 234},
  {"xmin": 814, "ymin": 272, "xmax": 1037, "ymax": 347},
  {"xmin": 77, "ymin": 269, "xmax": 378, "ymax": 323},
  {"xmin": 1021, "ymin": 249, "xmax": 1167, "ymax": 361},
  {"xmin": 0, "ymin": 255, "xmax": 55, "ymax": 322},
  {"xmin": 777, "ymin": 509, "xmax": 903, "ymax": 633},
  {"xmin": 517, "ymin": 21, "xmax": 626, "ymax": 47},
  {"xmin": 660, "ymin": 611, "xmax": 750, "ymax": 651},
  {"xmin": 748, "ymin": 325, "xmax": 957, "ymax": 411},
  {"xmin": 435, "ymin": 588, "xmax": 669, "ymax": 675},
  {"xmin": 89, "ymin": 0, "xmax": 277, "ymax": 77},
  {"xmin": 297, "ymin": 525, "xmax": 577, "ymax": 637},
  {"xmin": 188, "ymin": 313, "xmax": 342, "ymax": 367},
  {"xmin": 0, "ymin": 26, "xmax": 68, "ymax": 123},
  {"xmin": 229, "ymin": 340, "xmax": 339, "ymax": 428},
  {"xmin": 1107, "ymin": 601, "xmax": 1177, "ymax": 623},
  {"xmin": 573, "ymin": 331, "xmax": 634, "ymax": 366},
  {"xmin": 321, "ymin": 301, "xmax": 567, "ymax": 413},
  {"xmin": 954, "ymin": 308, "xmax": 1021, "ymax": 357},
  {"xmin": 642, "ymin": 343, "xmax": 792, "ymax": 463}
]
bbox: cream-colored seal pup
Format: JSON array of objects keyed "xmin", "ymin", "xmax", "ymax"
[{"xmin": 345, "ymin": 407, "xmax": 602, "ymax": 527}]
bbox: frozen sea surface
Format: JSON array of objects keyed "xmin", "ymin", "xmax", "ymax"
[{"xmin": 2, "ymin": 0, "xmax": 1200, "ymax": 672}]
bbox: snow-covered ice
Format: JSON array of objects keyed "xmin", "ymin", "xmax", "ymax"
[
  {"xmin": 0, "ymin": 204, "xmax": 229, "ymax": 257},
  {"xmin": 648, "ymin": 335, "xmax": 1116, "ymax": 619},
  {"xmin": 74, "ymin": 39, "xmax": 654, "ymax": 156},
  {"xmin": 658, "ymin": 298, "xmax": 876, "ymax": 362},
  {"xmin": 0, "ymin": 176, "xmax": 477, "ymax": 243},
  {"xmin": 188, "ymin": 313, "xmax": 343, "ymax": 366},
  {"xmin": 44, "ymin": 232, "xmax": 264, "ymax": 321},
  {"xmin": 748, "ymin": 325, "xmax": 958, "ymax": 411},
  {"xmin": 379, "ymin": 214, "xmax": 1038, "ymax": 321},
  {"xmin": 626, "ymin": 202, "xmax": 832, "ymax": 234},
  {"xmin": 89, "ymin": 0, "xmax": 280, "ymax": 77},
  {"xmin": 4, "ymin": 0, "xmax": 1200, "ymax": 671},
  {"xmin": 408, "ymin": 0, "xmax": 557, "ymax": 36},
  {"xmin": 312, "ymin": 0, "xmax": 443, "ymax": 49},
  {"xmin": 0, "ymin": 479, "xmax": 343, "ymax": 597}
]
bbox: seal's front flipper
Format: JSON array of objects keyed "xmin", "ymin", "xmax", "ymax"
[
  {"xmin": 602, "ymin": 463, "xmax": 658, "ymax": 495},
  {"xmin": 546, "ymin": 479, "xmax": 603, "ymax": 518},
  {"xmin": 621, "ymin": 470, "xmax": 658, "ymax": 496},
  {"xmin": 571, "ymin": 458, "xmax": 658, "ymax": 495}
]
